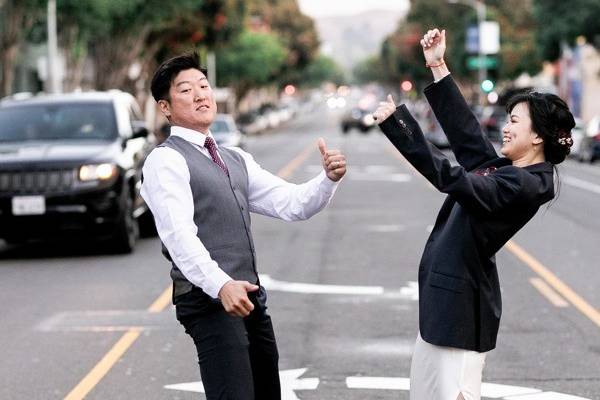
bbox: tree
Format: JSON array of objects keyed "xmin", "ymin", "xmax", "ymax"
[
  {"xmin": 375, "ymin": 0, "xmax": 541, "ymax": 91},
  {"xmin": 0, "ymin": 0, "xmax": 44, "ymax": 96},
  {"xmin": 353, "ymin": 56, "xmax": 387, "ymax": 84},
  {"xmin": 533, "ymin": 0, "xmax": 600, "ymax": 61},
  {"xmin": 302, "ymin": 55, "xmax": 345, "ymax": 87},
  {"xmin": 489, "ymin": 0, "xmax": 540, "ymax": 79},
  {"xmin": 216, "ymin": 30, "xmax": 287, "ymax": 104},
  {"xmin": 246, "ymin": 0, "xmax": 320, "ymax": 86},
  {"xmin": 51, "ymin": 0, "xmax": 245, "ymax": 92}
]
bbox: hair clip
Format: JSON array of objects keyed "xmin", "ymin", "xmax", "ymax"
[
  {"xmin": 557, "ymin": 130, "xmax": 573, "ymax": 147},
  {"xmin": 557, "ymin": 136, "xmax": 573, "ymax": 147}
]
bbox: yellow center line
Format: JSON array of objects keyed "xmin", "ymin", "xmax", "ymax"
[
  {"xmin": 64, "ymin": 329, "xmax": 141, "ymax": 400},
  {"xmin": 64, "ymin": 139, "xmax": 317, "ymax": 400},
  {"xmin": 385, "ymin": 142, "xmax": 599, "ymax": 329},
  {"xmin": 277, "ymin": 141, "xmax": 317, "ymax": 179},
  {"xmin": 529, "ymin": 277, "xmax": 569, "ymax": 308},
  {"xmin": 506, "ymin": 240, "xmax": 600, "ymax": 328}
]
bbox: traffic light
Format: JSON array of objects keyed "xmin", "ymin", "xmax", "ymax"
[
  {"xmin": 401, "ymin": 80, "xmax": 413, "ymax": 92},
  {"xmin": 481, "ymin": 79, "xmax": 494, "ymax": 93}
]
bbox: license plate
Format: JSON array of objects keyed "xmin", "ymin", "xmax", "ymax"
[{"xmin": 12, "ymin": 196, "xmax": 46, "ymax": 216}]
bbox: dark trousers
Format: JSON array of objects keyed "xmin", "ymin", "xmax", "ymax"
[{"xmin": 179, "ymin": 289, "xmax": 280, "ymax": 400}]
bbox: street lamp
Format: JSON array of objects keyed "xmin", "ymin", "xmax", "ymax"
[{"xmin": 448, "ymin": 0, "xmax": 487, "ymax": 106}]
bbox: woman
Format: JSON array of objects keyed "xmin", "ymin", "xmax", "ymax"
[{"xmin": 373, "ymin": 28, "xmax": 575, "ymax": 400}]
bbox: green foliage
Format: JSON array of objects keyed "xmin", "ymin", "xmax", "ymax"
[
  {"xmin": 216, "ymin": 30, "xmax": 286, "ymax": 100},
  {"xmin": 533, "ymin": 0, "xmax": 600, "ymax": 61},
  {"xmin": 246, "ymin": 0, "xmax": 319, "ymax": 86},
  {"xmin": 301, "ymin": 55, "xmax": 345, "ymax": 87},
  {"xmin": 352, "ymin": 56, "xmax": 387, "ymax": 84},
  {"xmin": 373, "ymin": 0, "xmax": 544, "ymax": 89}
]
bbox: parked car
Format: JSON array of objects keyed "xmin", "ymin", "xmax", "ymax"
[
  {"xmin": 211, "ymin": 114, "xmax": 244, "ymax": 149},
  {"xmin": 236, "ymin": 110, "xmax": 268, "ymax": 135},
  {"xmin": 340, "ymin": 107, "xmax": 375, "ymax": 134},
  {"xmin": 480, "ymin": 106, "xmax": 506, "ymax": 142},
  {"xmin": 577, "ymin": 116, "xmax": 600, "ymax": 163},
  {"xmin": 0, "ymin": 90, "xmax": 155, "ymax": 252},
  {"xmin": 568, "ymin": 118, "xmax": 586, "ymax": 160},
  {"xmin": 424, "ymin": 117, "xmax": 450, "ymax": 149}
]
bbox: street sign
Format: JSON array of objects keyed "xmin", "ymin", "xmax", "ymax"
[
  {"xmin": 480, "ymin": 21, "xmax": 500, "ymax": 54},
  {"xmin": 467, "ymin": 56, "xmax": 498, "ymax": 70},
  {"xmin": 465, "ymin": 25, "xmax": 479, "ymax": 53}
]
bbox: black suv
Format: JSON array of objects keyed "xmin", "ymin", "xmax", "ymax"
[
  {"xmin": 340, "ymin": 107, "xmax": 376, "ymax": 134},
  {"xmin": 0, "ymin": 91, "xmax": 155, "ymax": 253}
]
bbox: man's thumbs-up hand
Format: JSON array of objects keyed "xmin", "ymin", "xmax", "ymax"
[{"xmin": 318, "ymin": 137, "xmax": 346, "ymax": 182}]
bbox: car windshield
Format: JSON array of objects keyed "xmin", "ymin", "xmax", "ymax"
[{"xmin": 0, "ymin": 102, "xmax": 118, "ymax": 142}]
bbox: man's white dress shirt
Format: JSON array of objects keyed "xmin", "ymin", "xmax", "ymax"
[{"xmin": 141, "ymin": 126, "xmax": 339, "ymax": 299}]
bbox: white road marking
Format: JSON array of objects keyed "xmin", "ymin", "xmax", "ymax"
[
  {"xmin": 164, "ymin": 368, "xmax": 319, "ymax": 400},
  {"xmin": 305, "ymin": 165, "xmax": 412, "ymax": 182},
  {"xmin": 350, "ymin": 173, "xmax": 411, "ymax": 182},
  {"xmin": 562, "ymin": 175, "xmax": 600, "ymax": 196},
  {"xmin": 347, "ymin": 376, "xmax": 410, "ymax": 390},
  {"xmin": 345, "ymin": 377, "xmax": 590, "ymax": 399},
  {"xmin": 259, "ymin": 274, "xmax": 384, "ymax": 295},
  {"xmin": 367, "ymin": 224, "xmax": 406, "ymax": 232}
]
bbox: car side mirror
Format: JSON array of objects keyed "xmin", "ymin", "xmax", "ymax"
[{"xmin": 131, "ymin": 121, "xmax": 149, "ymax": 139}]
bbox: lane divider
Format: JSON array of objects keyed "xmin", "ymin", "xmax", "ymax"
[
  {"xmin": 529, "ymin": 277, "xmax": 569, "ymax": 308},
  {"xmin": 385, "ymin": 142, "xmax": 599, "ymax": 329},
  {"xmin": 506, "ymin": 240, "xmax": 600, "ymax": 328},
  {"xmin": 63, "ymin": 139, "xmax": 318, "ymax": 400}
]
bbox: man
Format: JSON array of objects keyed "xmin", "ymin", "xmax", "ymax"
[{"xmin": 141, "ymin": 52, "xmax": 346, "ymax": 400}]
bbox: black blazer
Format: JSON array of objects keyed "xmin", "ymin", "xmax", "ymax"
[{"xmin": 379, "ymin": 75, "xmax": 555, "ymax": 352}]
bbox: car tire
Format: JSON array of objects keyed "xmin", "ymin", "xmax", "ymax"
[{"xmin": 111, "ymin": 191, "xmax": 139, "ymax": 253}]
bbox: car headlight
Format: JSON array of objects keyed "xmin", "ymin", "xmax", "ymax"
[
  {"xmin": 362, "ymin": 114, "xmax": 375, "ymax": 126},
  {"xmin": 79, "ymin": 163, "xmax": 117, "ymax": 181}
]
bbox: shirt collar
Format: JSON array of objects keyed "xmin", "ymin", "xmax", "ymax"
[
  {"xmin": 170, "ymin": 125, "xmax": 216, "ymax": 148},
  {"xmin": 523, "ymin": 161, "xmax": 553, "ymax": 173}
]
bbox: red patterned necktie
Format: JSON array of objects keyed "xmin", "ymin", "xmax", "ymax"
[{"xmin": 204, "ymin": 136, "xmax": 229, "ymax": 176}]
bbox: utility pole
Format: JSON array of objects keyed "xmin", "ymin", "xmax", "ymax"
[
  {"xmin": 207, "ymin": 51, "xmax": 216, "ymax": 88},
  {"xmin": 47, "ymin": 0, "xmax": 61, "ymax": 93},
  {"xmin": 475, "ymin": 0, "xmax": 487, "ymax": 106},
  {"xmin": 449, "ymin": 0, "xmax": 487, "ymax": 106}
]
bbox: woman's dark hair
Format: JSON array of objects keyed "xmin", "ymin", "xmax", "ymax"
[
  {"xmin": 506, "ymin": 91, "xmax": 575, "ymax": 164},
  {"xmin": 150, "ymin": 52, "xmax": 207, "ymax": 102}
]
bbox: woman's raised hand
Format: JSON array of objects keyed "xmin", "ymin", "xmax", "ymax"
[
  {"xmin": 373, "ymin": 94, "xmax": 396, "ymax": 124},
  {"xmin": 421, "ymin": 28, "xmax": 446, "ymax": 66}
]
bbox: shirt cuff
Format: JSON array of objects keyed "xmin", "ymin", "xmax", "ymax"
[
  {"xmin": 319, "ymin": 170, "xmax": 341, "ymax": 192},
  {"xmin": 203, "ymin": 267, "xmax": 233, "ymax": 299}
]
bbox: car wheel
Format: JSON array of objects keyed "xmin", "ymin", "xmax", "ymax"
[{"xmin": 112, "ymin": 191, "xmax": 139, "ymax": 253}]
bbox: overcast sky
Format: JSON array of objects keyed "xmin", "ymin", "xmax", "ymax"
[{"xmin": 298, "ymin": 0, "xmax": 409, "ymax": 18}]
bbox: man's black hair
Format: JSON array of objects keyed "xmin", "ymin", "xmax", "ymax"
[{"xmin": 150, "ymin": 52, "xmax": 208, "ymax": 102}]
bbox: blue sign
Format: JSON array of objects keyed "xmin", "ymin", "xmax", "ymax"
[{"xmin": 466, "ymin": 25, "xmax": 479, "ymax": 53}]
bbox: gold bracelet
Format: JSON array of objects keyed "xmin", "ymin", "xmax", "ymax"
[{"xmin": 426, "ymin": 59, "xmax": 445, "ymax": 68}]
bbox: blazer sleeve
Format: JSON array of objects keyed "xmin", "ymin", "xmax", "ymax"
[
  {"xmin": 424, "ymin": 75, "xmax": 498, "ymax": 171},
  {"xmin": 379, "ymin": 104, "xmax": 541, "ymax": 215}
]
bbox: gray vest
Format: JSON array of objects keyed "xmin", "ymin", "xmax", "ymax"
[{"xmin": 159, "ymin": 135, "xmax": 258, "ymax": 299}]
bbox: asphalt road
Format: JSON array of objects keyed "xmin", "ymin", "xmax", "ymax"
[{"xmin": 0, "ymin": 105, "xmax": 598, "ymax": 399}]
